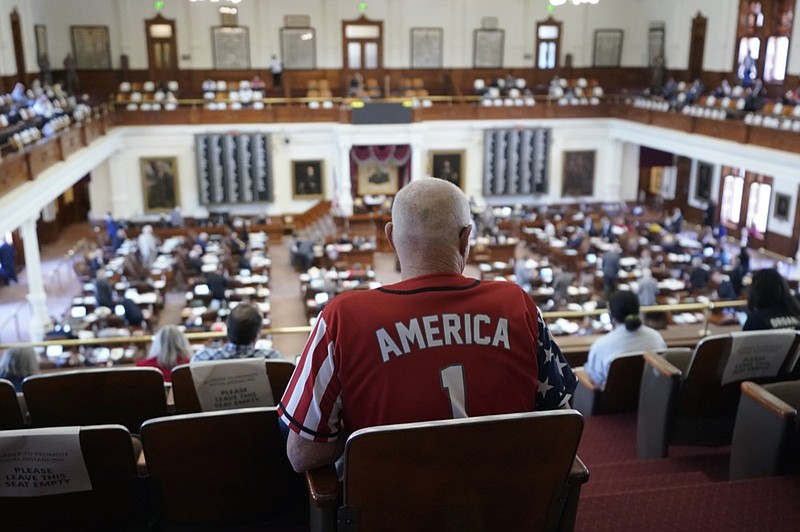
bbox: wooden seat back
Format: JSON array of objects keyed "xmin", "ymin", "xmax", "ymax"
[
  {"xmin": 141, "ymin": 407, "xmax": 306, "ymax": 528},
  {"xmin": 340, "ymin": 410, "xmax": 584, "ymax": 531},
  {"xmin": 598, "ymin": 353, "xmax": 647, "ymax": 413},
  {"xmin": 171, "ymin": 359, "xmax": 294, "ymax": 414},
  {"xmin": 0, "ymin": 379, "xmax": 24, "ymax": 429},
  {"xmin": 0, "ymin": 425, "xmax": 142, "ymax": 530},
  {"xmin": 23, "ymin": 367, "xmax": 167, "ymax": 433}
]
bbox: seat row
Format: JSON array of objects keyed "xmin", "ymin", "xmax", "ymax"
[{"xmin": 572, "ymin": 329, "xmax": 800, "ymax": 480}]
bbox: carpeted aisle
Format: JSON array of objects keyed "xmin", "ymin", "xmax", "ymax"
[{"xmin": 575, "ymin": 413, "xmax": 800, "ymax": 531}]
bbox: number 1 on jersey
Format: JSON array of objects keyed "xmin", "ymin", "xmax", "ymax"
[{"xmin": 440, "ymin": 364, "xmax": 467, "ymax": 418}]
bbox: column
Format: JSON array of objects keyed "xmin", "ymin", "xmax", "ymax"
[
  {"xmin": 19, "ymin": 216, "xmax": 50, "ymax": 342},
  {"xmin": 336, "ymin": 137, "xmax": 354, "ymax": 216}
]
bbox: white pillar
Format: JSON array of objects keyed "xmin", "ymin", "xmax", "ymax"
[
  {"xmin": 19, "ymin": 216, "xmax": 50, "ymax": 342},
  {"xmin": 336, "ymin": 136, "xmax": 354, "ymax": 216}
]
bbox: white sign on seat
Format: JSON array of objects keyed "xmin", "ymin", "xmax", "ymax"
[
  {"xmin": 189, "ymin": 358, "xmax": 274, "ymax": 411},
  {"xmin": 0, "ymin": 427, "xmax": 91, "ymax": 497},
  {"xmin": 722, "ymin": 330, "xmax": 797, "ymax": 385}
]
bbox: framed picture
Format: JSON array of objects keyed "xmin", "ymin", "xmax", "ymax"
[
  {"xmin": 140, "ymin": 157, "xmax": 179, "ymax": 212},
  {"xmin": 473, "ymin": 29, "xmax": 504, "ymax": 68},
  {"xmin": 775, "ymin": 193, "xmax": 791, "ymax": 220},
  {"xmin": 648, "ymin": 23, "xmax": 666, "ymax": 68},
  {"xmin": 592, "ymin": 29, "xmax": 623, "ymax": 68},
  {"xmin": 281, "ymin": 27, "xmax": 316, "ymax": 69},
  {"xmin": 562, "ymin": 151, "xmax": 595, "ymax": 197},
  {"xmin": 212, "ymin": 26, "xmax": 250, "ymax": 69},
  {"xmin": 411, "ymin": 28, "xmax": 443, "ymax": 69},
  {"xmin": 430, "ymin": 151, "xmax": 464, "ymax": 189},
  {"xmin": 357, "ymin": 163, "xmax": 399, "ymax": 196},
  {"xmin": 70, "ymin": 25, "xmax": 111, "ymax": 69},
  {"xmin": 34, "ymin": 24, "xmax": 48, "ymax": 61},
  {"xmin": 695, "ymin": 161, "xmax": 713, "ymax": 200},
  {"xmin": 293, "ymin": 160, "xmax": 324, "ymax": 199}
]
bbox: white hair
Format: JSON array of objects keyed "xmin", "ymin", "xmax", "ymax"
[
  {"xmin": 0, "ymin": 347, "xmax": 40, "ymax": 379},
  {"xmin": 392, "ymin": 178, "xmax": 470, "ymax": 251},
  {"xmin": 150, "ymin": 325, "xmax": 192, "ymax": 368}
]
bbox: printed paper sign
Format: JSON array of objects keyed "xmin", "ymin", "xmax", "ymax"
[
  {"xmin": 0, "ymin": 427, "xmax": 91, "ymax": 497},
  {"xmin": 189, "ymin": 358, "xmax": 274, "ymax": 411},
  {"xmin": 721, "ymin": 330, "xmax": 796, "ymax": 385}
]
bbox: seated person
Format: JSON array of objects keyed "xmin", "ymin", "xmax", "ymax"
[
  {"xmin": 686, "ymin": 257, "xmax": 710, "ymax": 292},
  {"xmin": 0, "ymin": 346, "xmax": 40, "ymax": 392},
  {"xmin": 120, "ymin": 298, "xmax": 146, "ymax": 328},
  {"xmin": 278, "ymin": 178, "xmax": 576, "ymax": 472},
  {"xmin": 743, "ymin": 268, "xmax": 800, "ymax": 331},
  {"xmin": 584, "ymin": 291, "xmax": 667, "ymax": 389},
  {"xmin": 137, "ymin": 325, "xmax": 192, "ymax": 382},
  {"xmin": 192, "ymin": 303, "xmax": 282, "ymax": 361},
  {"xmin": 205, "ymin": 268, "xmax": 228, "ymax": 301},
  {"xmin": 94, "ymin": 271, "xmax": 115, "ymax": 309}
]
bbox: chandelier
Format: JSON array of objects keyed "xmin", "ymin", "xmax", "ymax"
[
  {"xmin": 189, "ymin": 0, "xmax": 242, "ymax": 4},
  {"xmin": 550, "ymin": 0, "xmax": 600, "ymax": 5}
]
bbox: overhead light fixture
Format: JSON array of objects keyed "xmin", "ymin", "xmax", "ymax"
[
  {"xmin": 189, "ymin": 0, "xmax": 242, "ymax": 4},
  {"xmin": 550, "ymin": 0, "xmax": 599, "ymax": 5}
]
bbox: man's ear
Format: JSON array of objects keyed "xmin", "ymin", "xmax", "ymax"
[
  {"xmin": 385, "ymin": 222, "xmax": 396, "ymax": 251},
  {"xmin": 459, "ymin": 224, "xmax": 472, "ymax": 256}
]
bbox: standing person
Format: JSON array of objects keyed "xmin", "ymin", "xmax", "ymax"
[
  {"xmin": 137, "ymin": 325, "xmax": 192, "ymax": 382},
  {"xmin": 279, "ymin": 178, "xmax": 577, "ymax": 473},
  {"xmin": 0, "ymin": 236, "xmax": 17, "ymax": 285},
  {"xmin": 192, "ymin": 303, "xmax": 282, "ymax": 361},
  {"xmin": 63, "ymin": 53, "xmax": 79, "ymax": 94},
  {"xmin": 584, "ymin": 291, "xmax": 667, "ymax": 389},
  {"xmin": 602, "ymin": 243, "xmax": 621, "ymax": 298},
  {"xmin": 137, "ymin": 225, "xmax": 158, "ymax": 268},
  {"xmin": 637, "ymin": 267, "xmax": 659, "ymax": 307},
  {"xmin": 743, "ymin": 268, "xmax": 800, "ymax": 331},
  {"xmin": 0, "ymin": 347, "xmax": 40, "ymax": 392},
  {"xmin": 270, "ymin": 55, "xmax": 283, "ymax": 88}
]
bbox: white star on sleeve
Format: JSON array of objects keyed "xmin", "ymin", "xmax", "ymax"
[{"xmin": 537, "ymin": 377, "xmax": 553, "ymax": 397}]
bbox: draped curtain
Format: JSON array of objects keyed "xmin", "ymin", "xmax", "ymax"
[{"xmin": 349, "ymin": 145, "xmax": 412, "ymax": 196}]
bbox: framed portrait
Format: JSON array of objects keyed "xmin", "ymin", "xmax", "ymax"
[
  {"xmin": 473, "ymin": 29, "xmax": 504, "ymax": 68},
  {"xmin": 281, "ymin": 27, "xmax": 317, "ymax": 69},
  {"xmin": 775, "ymin": 193, "xmax": 791, "ymax": 220},
  {"xmin": 592, "ymin": 29, "xmax": 623, "ymax": 68},
  {"xmin": 648, "ymin": 23, "xmax": 666, "ymax": 67},
  {"xmin": 140, "ymin": 157, "xmax": 179, "ymax": 212},
  {"xmin": 212, "ymin": 26, "xmax": 250, "ymax": 69},
  {"xmin": 562, "ymin": 151, "xmax": 595, "ymax": 197},
  {"xmin": 357, "ymin": 163, "xmax": 399, "ymax": 196},
  {"xmin": 34, "ymin": 24, "xmax": 48, "ymax": 61},
  {"xmin": 430, "ymin": 151, "xmax": 464, "ymax": 189},
  {"xmin": 293, "ymin": 160, "xmax": 324, "ymax": 199},
  {"xmin": 70, "ymin": 25, "xmax": 111, "ymax": 69},
  {"xmin": 411, "ymin": 28, "xmax": 443, "ymax": 69},
  {"xmin": 695, "ymin": 161, "xmax": 713, "ymax": 200}
]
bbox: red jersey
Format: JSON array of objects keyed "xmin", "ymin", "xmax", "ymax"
[{"xmin": 279, "ymin": 273, "xmax": 576, "ymax": 442}]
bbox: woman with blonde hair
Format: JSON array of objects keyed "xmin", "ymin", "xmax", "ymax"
[
  {"xmin": 137, "ymin": 325, "xmax": 192, "ymax": 382},
  {"xmin": 0, "ymin": 347, "xmax": 40, "ymax": 391}
]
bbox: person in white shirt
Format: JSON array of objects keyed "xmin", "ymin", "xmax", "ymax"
[{"xmin": 584, "ymin": 290, "xmax": 666, "ymax": 389}]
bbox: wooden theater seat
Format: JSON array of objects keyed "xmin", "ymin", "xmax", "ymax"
[
  {"xmin": 306, "ymin": 410, "xmax": 588, "ymax": 532},
  {"xmin": 170, "ymin": 358, "xmax": 294, "ymax": 414},
  {"xmin": 637, "ymin": 330, "xmax": 800, "ymax": 459},
  {"xmin": 140, "ymin": 407, "xmax": 307, "ymax": 529},
  {"xmin": 0, "ymin": 378, "xmax": 24, "ymax": 429},
  {"xmin": 0, "ymin": 425, "xmax": 145, "ymax": 530},
  {"xmin": 729, "ymin": 380, "xmax": 800, "ymax": 480},
  {"xmin": 22, "ymin": 367, "xmax": 168, "ymax": 433},
  {"xmin": 573, "ymin": 348, "xmax": 692, "ymax": 416}
]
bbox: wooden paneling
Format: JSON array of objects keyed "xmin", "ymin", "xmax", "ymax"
[
  {"xmin": 83, "ymin": 118, "xmax": 105, "ymax": 144},
  {"xmin": 763, "ymin": 231, "xmax": 796, "ymax": 259},
  {"xmin": 26, "ymin": 137, "xmax": 62, "ymax": 178},
  {"xmin": 59, "ymin": 125, "xmax": 86, "ymax": 158},
  {"xmin": 0, "ymin": 151, "xmax": 30, "ymax": 195},
  {"xmin": 748, "ymin": 127, "xmax": 800, "ymax": 152},
  {"xmin": 695, "ymin": 118, "xmax": 749, "ymax": 144},
  {"xmin": 651, "ymin": 112, "xmax": 694, "ymax": 132}
]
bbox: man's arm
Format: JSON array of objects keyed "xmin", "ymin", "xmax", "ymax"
[
  {"xmin": 286, "ymin": 430, "xmax": 345, "ymax": 473},
  {"xmin": 535, "ymin": 310, "xmax": 578, "ymax": 410}
]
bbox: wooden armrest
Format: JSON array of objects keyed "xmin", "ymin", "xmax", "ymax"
[
  {"xmin": 305, "ymin": 464, "xmax": 340, "ymax": 508},
  {"xmin": 741, "ymin": 381, "xmax": 798, "ymax": 420},
  {"xmin": 569, "ymin": 455, "xmax": 590, "ymax": 485},
  {"xmin": 574, "ymin": 368, "xmax": 597, "ymax": 392},
  {"xmin": 643, "ymin": 351, "xmax": 682, "ymax": 379}
]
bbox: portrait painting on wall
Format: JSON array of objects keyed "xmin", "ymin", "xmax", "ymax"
[
  {"xmin": 357, "ymin": 163, "xmax": 399, "ymax": 196},
  {"xmin": 430, "ymin": 151, "xmax": 464, "ymax": 189},
  {"xmin": 696, "ymin": 161, "xmax": 713, "ymax": 200},
  {"xmin": 70, "ymin": 25, "xmax": 111, "ymax": 69},
  {"xmin": 775, "ymin": 193, "xmax": 791, "ymax": 221},
  {"xmin": 141, "ymin": 157, "xmax": 178, "ymax": 212},
  {"xmin": 562, "ymin": 151, "xmax": 595, "ymax": 197},
  {"xmin": 293, "ymin": 160, "xmax": 324, "ymax": 199}
]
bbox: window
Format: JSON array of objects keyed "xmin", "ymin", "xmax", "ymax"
[
  {"xmin": 746, "ymin": 182, "xmax": 771, "ymax": 233},
  {"xmin": 720, "ymin": 172, "xmax": 744, "ymax": 225},
  {"xmin": 536, "ymin": 18, "xmax": 561, "ymax": 70},
  {"xmin": 735, "ymin": 0, "xmax": 794, "ymax": 84}
]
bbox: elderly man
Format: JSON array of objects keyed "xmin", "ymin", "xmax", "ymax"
[
  {"xmin": 279, "ymin": 178, "xmax": 576, "ymax": 472},
  {"xmin": 192, "ymin": 303, "xmax": 281, "ymax": 361}
]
